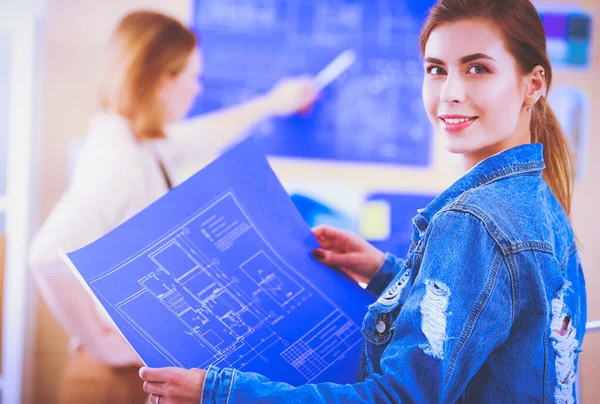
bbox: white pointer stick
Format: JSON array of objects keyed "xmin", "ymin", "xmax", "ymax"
[{"xmin": 314, "ymin": 49, "xmax": 357, "ymax": 91}]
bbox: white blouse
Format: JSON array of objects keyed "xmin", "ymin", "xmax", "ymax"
[
  {"xmin": 29, "ymin": 112, "xmax": 229, "ymax": 338},
  {"xmin": 29, "ymin": 112, "xmax": 228, "ymax": 273}
]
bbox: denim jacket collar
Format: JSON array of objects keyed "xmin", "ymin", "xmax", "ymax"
[{"xmin": 412, "ymin": 143, "xmax": 546, "ymax": 239}]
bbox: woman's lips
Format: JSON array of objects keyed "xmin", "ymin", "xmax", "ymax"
[{"xmin": 439, "ymin": 115, "xmax": 478, "ymax": 133}]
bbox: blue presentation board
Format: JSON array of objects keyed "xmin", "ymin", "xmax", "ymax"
[{"xmin": 189, "ymin": 0, "xmax": 436, "ymax": 166}]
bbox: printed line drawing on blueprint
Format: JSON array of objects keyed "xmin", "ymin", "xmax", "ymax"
[{"xmin": 88, "ymin": 191, "xmax": 362, "ymax": 383}]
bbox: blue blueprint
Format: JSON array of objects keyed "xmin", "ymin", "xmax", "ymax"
[
  {"xmin": 65, "ymin": 138, "xmax": 374, "ymax": 386},
  {"xmin": 188, "ymin": 0, "xmax": 436, "ymax": 166}
]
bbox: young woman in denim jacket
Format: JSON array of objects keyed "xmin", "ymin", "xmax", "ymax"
[{"xmin": 139, "ymin": 0, "xmax": 587, "ymax": 402}]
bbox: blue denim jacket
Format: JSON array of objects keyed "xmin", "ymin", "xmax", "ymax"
[{"xmin": 201, "ymin": 144, "xmax": 587, "ymax": 403}]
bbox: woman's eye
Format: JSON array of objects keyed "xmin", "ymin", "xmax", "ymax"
[
  {"xmin": 427, "ymin": 66, "xmax": 446, "ymax": 75},
  {"xmin": 468, "ymin": 65, "xmax": 489, "ymax": 74}
]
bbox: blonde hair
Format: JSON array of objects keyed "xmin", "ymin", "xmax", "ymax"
[{"xmin": 99, "ymin": 10, "xmax": 198, "ymax": 140}]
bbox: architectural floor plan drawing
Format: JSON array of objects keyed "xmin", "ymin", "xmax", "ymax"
[{"xmin": 65, "ymin": 138, "xmax": 373, "ymax": 386}]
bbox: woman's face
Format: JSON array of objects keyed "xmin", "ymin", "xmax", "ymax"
[
  {"xmin": 422, "ymin": 18, "xmax": 533, "ymax": 168},
  {"xmin": 160, "ymin": 47, "xmax": 204, "ymax": 122}
]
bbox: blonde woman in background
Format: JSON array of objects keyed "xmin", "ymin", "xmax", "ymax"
[{"xmin": 29, "ymin": 10, "xmax": 317, "ymax": 404}]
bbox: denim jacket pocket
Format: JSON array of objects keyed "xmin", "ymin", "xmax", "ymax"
[
  {"xmin": 362, "ymin": 267, "xmax": 411, "ymax": 345},
  {"xmin": 361, "ymin": 301, "xmax": 401, "ymax": 346}
]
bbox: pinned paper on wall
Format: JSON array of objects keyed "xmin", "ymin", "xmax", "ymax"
[
  {"xmin": 363, "ymin": 193, "xmax": 436, "ymax": 258},
  {"xmin": 360, "ymin": 201, "xmax": 392, "ymax": 241},
  {"xmin": 537, "ymin": 4, "xmax": 593, "ymax": 69}
]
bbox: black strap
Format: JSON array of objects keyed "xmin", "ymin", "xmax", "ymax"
[{"xmin": 156, "ymin": 158, "xmax": 173, "ymax": 190}]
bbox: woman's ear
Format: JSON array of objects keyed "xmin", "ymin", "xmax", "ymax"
[{"xmin": 525, "ymin": 65, "xmax": 546, "ymax": 104}]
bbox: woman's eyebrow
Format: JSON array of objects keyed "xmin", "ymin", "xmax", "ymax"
[
  {"xmin": 424, "ymin": 57, "xmax": 445, "ymax": 65},
  {"xmin": 424, "ymin": 54, "xmax": 497, "ymax": 65},
  {"xmin": 460, "ymin": 53, "xmax": 496, "ymax": 63}
]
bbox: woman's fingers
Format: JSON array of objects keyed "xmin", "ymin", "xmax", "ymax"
[
  {"xmin": 149, "ymin": 393, "xmax": 172, "ymax": 404},
  {"xmin": 139, "ymin": 366, "xmax": 184, "ymax": 382},
  {"xmin": 312, "ymin": 224, "xmax": 339, "ymax": 239},
  {"xmin": 140, "ymin": 366, "xmax": 206, "ymax": 404},
  {"xmin": 312, "ymin": 225, "xmax": 348, "ymax": 250},
  {"xmin": 312, "ymin": 249, "xmax": 357, "ymax": 269},
  {"xmin": 144, "ymin": 381, "xmax": 166, "ymax": 395}
]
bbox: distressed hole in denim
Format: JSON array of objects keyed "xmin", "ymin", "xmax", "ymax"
[
  {"xmin": 419, "ymin": 280, "xmax": 450, "ymax": 360},
  {"xmin": 377, "ymin": 269, "xmax": 411, "ymax": 306},
  {"xmin": 550, "ymin": 281, "xmax": 579, "ymax": 404}
]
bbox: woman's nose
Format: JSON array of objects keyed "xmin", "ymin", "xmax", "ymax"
[{"xmin": 440, "ymin": 73, "xmax": 466, "ymax": 104}]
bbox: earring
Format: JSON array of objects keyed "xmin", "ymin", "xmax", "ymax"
[{"xmin": 527, "ymin": 105, "xmax": 532, "ymax": 112}]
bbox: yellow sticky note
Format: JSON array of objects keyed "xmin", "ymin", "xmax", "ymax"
[{"xmin": 360, "ymin": 201, "xmax": 391, "ymax": 241}]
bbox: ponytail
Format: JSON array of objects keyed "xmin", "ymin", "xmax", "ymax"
[{"xmin": 531, "ymin": 96, "xmax": 575, "ymax": 216}]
